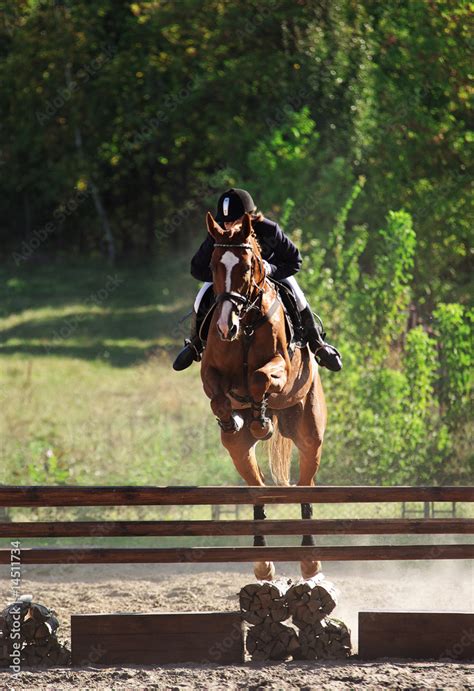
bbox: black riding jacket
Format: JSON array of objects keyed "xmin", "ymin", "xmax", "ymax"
[{"xmin": 190, "ymin": 217, "xmax": 302, "ymax": 282}]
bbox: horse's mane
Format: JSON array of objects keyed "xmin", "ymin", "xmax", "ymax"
[{"xmin": 249, "ymin": 229, "xmax": 262, "ymax": 255}]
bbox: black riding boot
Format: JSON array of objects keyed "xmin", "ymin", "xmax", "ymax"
[
  {"xmin": 300, "ymin": 306, "xmax": 342, "ymax": 372},
  {"xmin": 172, "ymin": 311, "xmax": 204, "ymax": 371}
]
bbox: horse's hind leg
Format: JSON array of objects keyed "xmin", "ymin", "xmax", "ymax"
[
  {"xmin": 248, "ymin": 355, "xmax": 287, "ymax": 440},
  {"xmin": 279, "ymin": 407, "xmax": 323, "ymax": 579},
  {"xmin": 301, "ymin": 501, "xmax": 315, "ymax": 547},
  {"xmin": 220, "ymin": 419, "xmax": 275, "ymax": 581},
  {"xmin": 293, "ymin": 375, "xmax": 326, "ymax": 579},
  {"xmin": 298, "ymin": 446, "xmax": 323, "ymax": 580},
  {"xmin": 253, "ymin": 504, "xmax": 266, "ymax": 547}
]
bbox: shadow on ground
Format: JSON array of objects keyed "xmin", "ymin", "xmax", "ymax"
[{"xmin": 0, "ymin": 257, "xmax": 196, "ymax": 366}]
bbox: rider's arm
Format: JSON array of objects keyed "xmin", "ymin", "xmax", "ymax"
[
  {"xmin": 264, "ymin": 222, "xmax": 302, "ymax": 280},
  {"xmin": 190, "ymin": 236, "xmax": 215, "ymax": 281}
]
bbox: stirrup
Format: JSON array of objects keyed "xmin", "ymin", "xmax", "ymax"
[
  {"xmin": 172, "ymin": 339, "xmax": 203, "ymax": 371},
  {"xmin": 184, "ymin": 338, "xmax": 202, "ymax": 362},
  {"xmin": 313, "ymin": 312, "xmax": 326, "ymax": 340}
]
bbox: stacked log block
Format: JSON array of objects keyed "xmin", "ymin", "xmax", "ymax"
[
  {"xmin": 297, "ymin": 617, "xmax": 352, "ymax": 660},
  {"xmin": 286, "ymin": 576, "xmax": 350, "ymax": 659},
  {"xmin": 285, "ymin": 575, "xmax": 338, "ymax": 627},
  {"xmin": 0, "ymin": 597, "xmax": 70, "ymax": 667},
  {"xmin": 240, "ymin": 581, "xmax": 297, "ymax": 661},
  {"xmin": 246, "ymin": 620, "xmax": 299, "ymax": 661},
  {"xmin": 239, "ymin": 581, "xmax": 289, "ymax": 625},
  {"xmin": 240, "ymin": 575, "xmax": 351, "ymax": 661}
]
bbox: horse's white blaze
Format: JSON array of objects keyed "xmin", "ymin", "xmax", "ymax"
[
  {"xmin": 217, "ymin": 251, "xmax": 240, "ymax": 336},
  {"xmin": 221, "ymin": 250, "xmax": 239, "ymax": 292}
]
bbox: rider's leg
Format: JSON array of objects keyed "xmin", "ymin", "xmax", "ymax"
[
  {"xmin": 172, "ymin": 283, "xmax": 213, "ymax": 371},
  {"xmin": 281, "ymin": 276, "xmax": 342, "ymax": 372}
]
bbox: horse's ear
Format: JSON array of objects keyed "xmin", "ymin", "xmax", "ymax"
[
  {"xmin": 241, "ymin": 213, "xmax": 252, "ymax": 240},
  {"xmin": 206, "ymin": 212, "xmax": 224, "ymax": 241}
]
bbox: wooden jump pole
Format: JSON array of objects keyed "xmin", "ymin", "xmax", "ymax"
[
  {"xmin": 0, "ymin": 485, "xmax": 471, "ymax": 507},
  {"xmin": 0, "ymin": 518, "xmax": 473, "ymax": 538},
  {"xmin": 0, "ymin": 544, "xmax": 472, "ymax": 564}
]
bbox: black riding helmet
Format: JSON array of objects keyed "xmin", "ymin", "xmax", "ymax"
[{"xmin": 215, "ymin": 188, "xmax": 256, "ymax": 223}]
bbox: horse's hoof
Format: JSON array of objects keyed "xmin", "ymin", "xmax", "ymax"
[
  {"xmin": 300, "ymin": 559, "xmax": 321, "ymax": 580},
  {"xmin": 254, "ymin": 561, "xmax": 275, "ymax": 581},
  {"xmin": 250, "ymin": 418, "xmax": 274, "ymax": 440}
]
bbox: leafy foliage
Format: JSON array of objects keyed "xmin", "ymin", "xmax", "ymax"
[
  {"xmin": 301, "ymin": 203, "xmax": 472, "ymax": 486},
  {"xmin": 0, "ymin": 0, "xmax": 471, "ymax": 485}
]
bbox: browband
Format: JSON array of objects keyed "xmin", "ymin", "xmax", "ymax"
[{"xmin": 214, "ymin": 243, "xmax": 253, "ymax": 250}]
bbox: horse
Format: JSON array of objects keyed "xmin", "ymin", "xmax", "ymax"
[{"xmin": 200, "ymin": 211, "xmax": 327, "ymax": 581}]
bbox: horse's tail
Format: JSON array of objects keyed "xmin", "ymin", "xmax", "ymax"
[{"xmin": 267, "ymin": 416, "xmax": 292, "ymax": 486}]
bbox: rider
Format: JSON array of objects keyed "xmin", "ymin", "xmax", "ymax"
[{"xmin": 173, "ymin": 188, "xmax": 342, "ymax": 372}]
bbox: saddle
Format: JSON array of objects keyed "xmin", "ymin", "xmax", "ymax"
[
  {"xmin": 269, "ymin": 278, "xmax": 304, "ymax": 354},
  {"xmin": 198, "ymin": 279, "xmax": 304, "ymax": 355}
]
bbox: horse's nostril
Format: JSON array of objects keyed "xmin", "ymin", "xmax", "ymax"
[{"xmin": 229, "ymin": 324, "xmax": 238, "ymax": 338}]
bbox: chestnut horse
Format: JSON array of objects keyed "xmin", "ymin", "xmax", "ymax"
[{"xmin": 201, "ymin": 212, "xmax": 327, "ymax": 580}]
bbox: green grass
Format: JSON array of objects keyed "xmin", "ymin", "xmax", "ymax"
[
  {"xmin": 0, "ymin": 256, "xmax": 240, "ymax": 488},
  {"xmin": 1, "ymin": 258, "xmax": 472, "ymax": 522},
  {"xmin": 1, "ymin": 257, "xmax": 194, "ymax": 365}
]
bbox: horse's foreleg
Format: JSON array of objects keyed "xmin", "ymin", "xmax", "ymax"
[
  {"xmin": 203, "ymin": 366, "xmax": 243, "ymax": 432},
  {"xmin": 220, "ymin": 422, "xmax": 275, "ymax": 581},
  {"xmin": 248, "ymin": 355, "xmax": 287, "ymax": 440}
]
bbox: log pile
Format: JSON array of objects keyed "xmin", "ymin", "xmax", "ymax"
[
  {"xmin": 297, "ymin": 617, "xmax": 351, "ymax": 660},
  {"xmin": 0, "ymin": 596, "xmax": 70, "ymax": 667},
  {"xmin": 286, "ymin": 575, "xmax": 338, "ymax": 628},
  {"xmin": 240, "ymin": 575, "xmax": 351, "ymax": 661},
  {"xmin": 245, "ymin": 620, "xmax": 299, "ymax": 661},
  {"xmin": 239, "ymin": 581, "xmax": 289, "ymax": 624}
]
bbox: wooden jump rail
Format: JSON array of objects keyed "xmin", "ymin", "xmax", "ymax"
[
  {"xmin": 0, "ymin": 485, "xmax": 472, "ymax": 506},
  {"xmin": 0, "ymin": 485, "xmax": 472, "ymax": 564},
  {"xmin": 1, "ymin": 518, "xmax": 472, "ymax": 538}
]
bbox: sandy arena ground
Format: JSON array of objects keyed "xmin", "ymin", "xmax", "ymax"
[{"xmin": 0, "ymin": 560, "xmax": 473, "ymax": 689}]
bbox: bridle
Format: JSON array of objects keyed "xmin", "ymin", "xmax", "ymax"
[
  {"xmin": 211, "ymin": 239, "xmax": 281, "ymax": 418},
  {"xmin": 213, "ymin": 241, "xmax": 266, "ymax": 319}
]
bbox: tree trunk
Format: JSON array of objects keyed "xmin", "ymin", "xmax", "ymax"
[
  {"xmin": 146, "ymin": 157, "xmax": 157, "ymax": 254},
  {"xmin": 65, "ymin": 65, "xmax": 116, "ymax": 264},
  {"xmin": 88, "ymin": 176, "xmax": 116, "ymax": 264}
]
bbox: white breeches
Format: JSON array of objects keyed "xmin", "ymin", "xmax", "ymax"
[
  {"xmin": 282, "ymin": 276, "xmax": 308, "ymax": 311},
  {"xmin": 194, "ymin": 282, "xmax": 213, "ymax": 312},
  {"xmin": 194, "ymin": 275, "xmax": 308, "ymax": 313}
]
